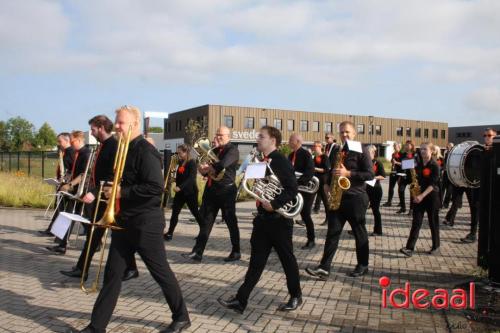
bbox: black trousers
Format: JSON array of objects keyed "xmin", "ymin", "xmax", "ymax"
[
  {"xmin": 398, "ymin": 180, "xmax": 408, "ymax": 210},
  {"xmin": 386, "ymin": 173, "xmax": 398, "ymax": 203},
  {"xmin": 299, "ymin": 191, "xmax": 315, "ymax": 242},
  {"xmin": 313, "ymin": 181, "xmax": 329, "ymax": 212},
  {"xmin": 445, "ymin": 187, "xmax": 479, "ymax": 234},
  {"xmin": 367, "ymin": 185, "xmax": 383, "ymax": 234},
  {"xmin": 89, "ymin": 212, "xmax": 189, "ymax": 332},
  {"xmin": 167, "ymin": 191, "xmax": 202, "ymax": 235},
  {"xmin": 236, "ymin": 214, "xmax": 301, "ymax": 306},
  {"xmin": 193, "ymin": 185, "xmax": 240, "ymax": 256},
  {"xmin": 405, "ymin": 192, "xmax": 440, "ymax": 250},
  {"xmin": 320, "ymin": 194, "xmax": 369, "ymax": 271},
  {"xmin": 75, "ymin": 202, "xmax": 137, "ymax": 273}
]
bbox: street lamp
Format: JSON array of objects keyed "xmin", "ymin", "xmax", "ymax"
[{"xmin": 369, "ymin": 115, "xmax": 374, "ymax": 145}]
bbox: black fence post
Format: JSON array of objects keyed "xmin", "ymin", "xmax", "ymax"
[
  {"xmin": 9, "ymin": 152, "xmax": 11, "ymax": 172},
  {"xmin": 0, "ymin": 152, "xmax": 3, "ymax": 171},
  {"xmin": 42, "ymin": 151, "xmax": 45, "ymax": 179},
  {"xmin": 28, "ymin": 152, "xmax": 31, "ymax": 176}
]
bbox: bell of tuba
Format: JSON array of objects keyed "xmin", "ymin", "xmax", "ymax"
[
  {"xmin": 80, "ymin": 126, "xmax": 132, "ymax": 294},
  {"xmin": 193, "ymin": 137, "xmax": 225, "ymax": 181},
  {"xmin": 295, "ymin": 172, "xmax": 320, "ymax": 194},
  {"xmin": 161, "ymin": 153, "xmax": 179, "ymax": 207},
  {"xmin": 327, "ymin": 145, "xmax": 351, "ymax": 211},
  {"xmin": 242, "ymin": 157, "xmax": 303, "ymax": 219}
]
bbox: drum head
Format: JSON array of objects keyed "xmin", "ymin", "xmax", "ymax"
[{"xmin": 463, "ymin": 147, "xmax": 482, "ymax": 187}]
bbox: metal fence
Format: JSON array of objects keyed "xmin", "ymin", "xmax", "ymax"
[{"xmin": 0, "ymin": 151, "xmax": 59, "ymax": 178}]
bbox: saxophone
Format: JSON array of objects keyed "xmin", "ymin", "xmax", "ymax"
[
  {"xmin": 327, "ymin": 145, "xmax": 351, "ymax": 211},
  {"xmin": 409, "ymin": 168, "xmax": 421, "ymax": 197}
]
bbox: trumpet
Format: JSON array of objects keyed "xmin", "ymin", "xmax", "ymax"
[
  {"xmin": 80, "ymin": 126, "xmax": 131, "ymax": 293},
  {"xmin": 193, "ymin": 137, "xmax": 225, "ymax": 181},
  {"xmin": 295, "ymin": 172, "xmax": 320, "ymax": 194},
  {"xmin": 161, "ymin": 153, "xmax": 179, "ymax": 208},
  {"xmin": 242, "ymin": 158, "xmax": 303, "ymax": 219}
]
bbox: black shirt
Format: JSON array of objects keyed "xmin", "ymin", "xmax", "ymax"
[
  {"xmin": 120, "ymin": 136, "xmax": 164, "ymax": 219},
  {"xmin": 415, "ymin": 158, "xmax": 440, "ymax": 193},
  {"xmin": 257, "ymin": 149, "xmax": 298, "ymax": 214},
  {"xmin": 328, "ymin": 145, "xmax": 374, "ymax": 197},
  {"xmin": 208, "ymin": 142, "xmax": 239, "ymax": 190},
  {"xmin": 391, "ymin": 151, "xmax": 402, "ymax": 173},
  {"xmin": 91, "ymin": 136, "xmax": 118, "ymax": 191},
  {"xmin": 372, "ymin": 159, "xmax": 386, "ymax": 187},
  {"xmin": 72, "ymin": 146, "xmax": 91, "ymax": 181},
  {"xmin": 175, "ymin": 159, "xmax": 198, "ymax": 196},
  {"xmin": 288, "ymin": 147, "xmax": 314, "ymax": 186},
  {"xmin": 313, "ymin": 154, "xmax": 331, "ymax": 184},
  {"xmin": 63, "ymin": 146, "xmax": 75, "ymax": 174}
]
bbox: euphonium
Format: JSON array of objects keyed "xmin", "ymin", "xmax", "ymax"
[
  {"xmin": 242, "ymin": 157, "xmax": 303, "ymax": 219},
  {"xmin": 193, "ymin": 137, "xmax": 225, "ymax": 181},
  {"xmin": 161, "ymin": 153, "xmax": 179, "ymax": 207},
  {"xmin": 327, "ymin": 145, "xmax": 351, "ymax": 211},
  {"xmin": 295, "ymin": 172, "xmax": 320, "ymax": 194},
  {"xmin": 409, "ymin": 168, "xmax": 421, "ymax": 198},
  {"xmin": 80, "ymin": 126, "xmax": 132, "ymax": 293}
]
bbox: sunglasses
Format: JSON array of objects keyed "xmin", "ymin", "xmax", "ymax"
[{"xmin": 484, "ymin": 134, "xmax": 495, "ymax": 137}]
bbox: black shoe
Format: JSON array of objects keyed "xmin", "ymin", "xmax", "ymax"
[
  {"xmin": 407, "ymin": 209, "xmax": 413, "ymax": 216},
  {"xmin": 347, "ymin": 230, "xmax": 354, "ymax": 235},
  {"xmin": 349, "ymin": 264, "xmax": 368, "ymax": 277},
  {"xmin": 460, "ymin": 234, "xmax": 476, "ymax": 243},
  {"xmin": 301, "ymin": 241, "xmax": 315, "ymax": 250},
  {"xmin": 312, "ymin": 209, "xmax": 320, "ymax": 214},
  {"xmin": 46, "ymin": 245, "xmax": 66, "ymax": 255},
  {"xmin": 182, "ymin": 252, "xmax": 202, "ymax": 262},
  {"xmin": 122, "ymin": 269, "xmax": 139, "ymax": 281},
  {"xmin": 305, "ymin": 267, "xmax": 329, "ymax": 280},
  {"xmin": 396, "ymin": 209, "xmax": 406, "ymax": 214},
  {"xmin": 38, "ymin": 229, "xmax": 52, "ymax": 236},
  {"xmin": 428, "ymin": 248, "xmax": 440, "ymax": 255},
  {"xmin": 382, "ymin": 202, "xmax": 392, "ymax": 207},
  {"xmin": 277, "ymin": 296, "xmax": 303, "ymax": 311},
  {"xmin": 400, "ymin": 247, "xmax": 413, "ymax": 257},
  {"xmin": 66, "ymin": 326, "xmax": 95, "ymax": 333},
  {"xmin": 443, "ymin": 220, "xmax": 454, "ymax": 226},
  {"xmin": 60, "ymin": 267, "xmax": 87, "ymax": 281},
  {"xmin": 95, "ymin": 243, "xmax": 101, "ymax": 252},
  {"xmin": 217, "ymin": 296, "xmax": 245, "ymax": 314},
  {"xmin": 370, "ymin": 232, "xmax": 382, "ymax": 236},
  {"xmin": 159, "ymin": 320, "xmax": 191, "ymax": 333},
  {"xmin": 295, "ymin": 220, "xmax": 305, "ymax": 227},
  {"xmin": 164, "ymin": 233, "xmax": 173, "ymax": 241},
  {"xmin": 224, "ymin": 252, "xmax": 241, "ymax": 262}
]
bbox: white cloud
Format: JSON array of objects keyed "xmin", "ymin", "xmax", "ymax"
[{"xmin": 466, "ymin": 87, "xmax": 500, "ymax": 115}]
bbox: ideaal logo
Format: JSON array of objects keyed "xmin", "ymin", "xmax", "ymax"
[{"xmin": 379, "ymin": 276, "xmax": 475, "ymax": 309}]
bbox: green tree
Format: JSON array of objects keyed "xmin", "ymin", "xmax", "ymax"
[
  {"xmin": 278, "ymin": 143, "xmax": 292, "ymax": 157},
  {"xmin": 148, "ymin": 126, "xmax": 164, "ymax": 133},
  {"xmin": 34, "ymin": 122, "xmax": 57, "ymax": 150},
  {"xmin": 0, "ymin": 121, "xmax": 8, "ymax": 151},
  {"xmin": 6, "ymin": 117, "xmax": 35, "ymax": 151},
  {"xmin": 184, "ymin": 119, "xmax": 208, "ymax": 146}
]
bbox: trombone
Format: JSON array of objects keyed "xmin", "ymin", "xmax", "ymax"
[{"xmin": 80, "ymin": 126, "xmax": 132, "ymax": 294}]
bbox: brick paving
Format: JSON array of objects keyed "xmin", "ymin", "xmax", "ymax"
[{"xmin": 0, "ymin": 183, "xmax": 489, "ymax": 332}]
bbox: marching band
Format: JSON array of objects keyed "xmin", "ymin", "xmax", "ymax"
[{"xmin": 36, "ymin": 105, "xmax": 492, "ymax": 333}]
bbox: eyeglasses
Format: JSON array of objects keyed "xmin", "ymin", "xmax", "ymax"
[{"xmin": 483, "ymin": 134, "xmax": 495, "ymax": 137}]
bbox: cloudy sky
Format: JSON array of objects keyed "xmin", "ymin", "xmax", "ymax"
[{"xmin": 1, "ymin": 0, "xmax": 499, "ymax": 132}]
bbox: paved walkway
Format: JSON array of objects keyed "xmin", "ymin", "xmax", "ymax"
[{"xmin": 0, "ymin": 184, "xmax": 492, "ymax": 332}]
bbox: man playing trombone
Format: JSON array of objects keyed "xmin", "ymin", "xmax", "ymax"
[
  {"xmin": 60, "ymin": 115, "xmax": 138, "ymax": 282},
  {"xmin": 69, "ymin": 106, "xmax": 190, "ymax": 333}
]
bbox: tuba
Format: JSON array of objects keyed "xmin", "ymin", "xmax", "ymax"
[
  {"xmin": 295, "ymin": 172, "xmax": 320, "ymax": 194},
  {"xmin": 193, "ymin": 137, "xmax": 225, "ymax": 181},
  {"xmin": 161, "ymin": 153, "xmax": 179, "ymax": 207},
  {"xmin": 327, "ymin": 144, "xmax": 351, "ymax": 211},
  {"xmin": 242, "ymin": 157, "xmax": 303, "ymax": 219},
  {"xmin": 80, "ymin": 126, "xmax": 131, "ymax": 294}
]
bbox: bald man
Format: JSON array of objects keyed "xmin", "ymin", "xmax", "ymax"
[
  {"xmin": 288, "ymin": 133, "xmax": 316, "ymax": 249},
  {"xmin": 184, "ymin": 126, "xmax": 241, "ymax": 262}
]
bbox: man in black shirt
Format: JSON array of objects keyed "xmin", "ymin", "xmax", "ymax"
[
  {"xmin": 184, "ymin": 126, "xmax": 241, "ymax": 262},
  {"xmin": 60, "ymin": 115, "xmax": 138, "ymax": 282},
  {"xmin": 70, "ymin": 106, "xmax": 190, "ymax": 333},
  {"xmin": 306, "ymin": 121, "xmax": 374, "ymax": 279},
  {"xmin": 46, "ymin": 130, "xmax": 91, "ymax": 255},
  {"xmin": 218, "ymin": 126, "xmax": 302, "ymax": 313},
  {"xmin": 288, "ymin": 133, "xmax": 316, "ymax": 249}
]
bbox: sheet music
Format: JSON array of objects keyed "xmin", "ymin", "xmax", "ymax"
[
  {"xmin": 401, "ymin": 159, "xmax": 415, "ymax": 170},
  {"xmin": 365, "ymin": 179, "xmax": 377, "ymax": 187},
  {"xmin": 244, "ymin": 162, "xmax": 267, "ymax": 179},
  {"xmin": 44, "ymin": 178, "xmax": 60, "ymax": 186},
  {"xmin": 346, "ymin": 140, "xmax": 363, "ymax": 153}
]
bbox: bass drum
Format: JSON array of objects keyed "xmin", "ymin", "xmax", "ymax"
[{"xmin": 446, "ymin": 141, "xmax": 484, "ymax": 188}]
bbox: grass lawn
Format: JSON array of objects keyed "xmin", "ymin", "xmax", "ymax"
[{"xmin": 0, "ymin": 171, "xmax": 54, "ymax": 208}]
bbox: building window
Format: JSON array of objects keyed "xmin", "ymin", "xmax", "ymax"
[
  {"xmin": 274, "ymin": 118, "xmax": 282, "ymax": 130},
  {"xmin": 324, "ymin": 122, "xmax": 332, "ymax": 133},
  {"xmin": 175, "ymin": 120, "xmax": 182, "ymax": 131},
  {"xmin": 415, "ymin": 128, "xmax": 421, "ymax": 137},
  {"xmin": 244, "ymin": 117, "xmax": 254, "ymax": 129},
  {"xmin": 224, "ymin": 115, "xmax": 233, "ymax": 128},
  {"xmin": 259, "ymin": 118, "xmax": 267, "ymax": 127},
  {"xmin": 432, "ymin": 129, "xmax": 438, "ymax": 139},
  {"xmin": 312, "ymin": 121, "xmax": 320, "ymax": 132},
  {"xmin": 336, "ymin": 122, "xmax": 341, "ymax": 133},
  {"xmin": 406, "ymin": 127, "xmax": 411, "ymax": 137},
  {"xmin": 357, "ymin": 124, "xmax": 365, "ymax": 134},
  {"xmin": 424, "ymin": 128, "xmax": 429, "ymax": 138},
  {"xmin": 441, "ymin": 129, "xmax": 446, "ymax": 139},
  {"xmin": 396, "ymin": 127, "xmax": 403, "ymax": 137},
  {"xmin": 287, "ymin": 119, "xmax": 294, "ymax": 131},
  {"xmin": 300, "ymin": 120, "xmax": 308, "ymax": 131},
  {"xmin": 166, "ymin": 121, "xmax": 171, "ymax": 133},
  {"xmin": 375, "ymin": 125, "xmax": 382, "ymax": 135}
]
